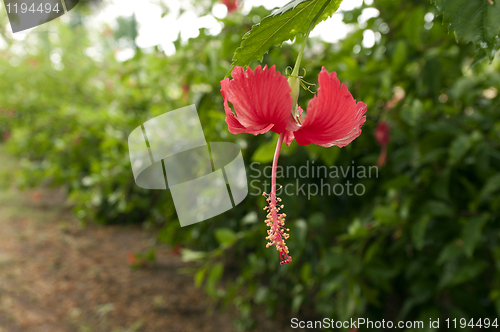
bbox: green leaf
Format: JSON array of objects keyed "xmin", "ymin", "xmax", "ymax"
[
  {"xmin": 431, "ymin": 170, "xmax": 451, "ymax": 202},
  {"xmin": 305, "ymin": 144, "xmax": 340, "ymax": 166},
  {"xmin": 215, "ymin": 228, "xmax": 238, "ymax": 246},
  {"xmin": 342, "ymin": 218, "xmax": 370, "ymax": 239},
  {"xmin": 399, "ymin": 289, "xmax": 432, "ymax": 320},
  {"xmin": 292, "ymin": 294, "xmax": 304, "ymax": 314},
  {"xmin": 251, "ymin": 140, "xmax": 278, "ymax": 163},
  {"xmin": 363, "ymin": 239, "xmax": 382, "ymax": 263},
  {"xmin": 437, "ymin": 242, "xmax": 463, "ymax": 265},
  {"xmin": 411, "ymin": 215, "xmax": 430, "ymax": 250},
  {"xmin": 195, "ymin": 268, "xmax": 207, "ymax": 288},
  {"xmin": 462, "ymin": 214, "xmax": 489, "ymax": 257},
  {"xmin": 422, "ymin": 200, "xmax": 453, "ymax": 217},
  {"xmin": 373, "ymin": 206, "xmax": 399, "ymax": 225},
  {"xmin": 391, "ymin": 40, "xmax": 408, "ymax": 71},
  {"xmin": 433, "ymin": 0, "xmax": 500, "ymax": 62},
  {"xmin": 254, "ymin": 286, "xmax": 268, "ymax": 304},
  {"xmin": 180, "ymin": 248, "xmax": 207, "ymax": 262},
  {"xmin": 319, "ymin": 147, "xmax": 340, "ymax": 166},
  {"xmin": 448, "ymin": 134, "xmax": 471, "ymax": 165},
  {"xmin": 300, "ymin": 263, "xmax": 311, "ymax": 284},
  {"xmin": 228, "ymin": 0, "xmax": 344, "ymax": 75},
  {"xmin": 383, "ymin": 174, "xmax": 413, "ymax": 191},
  {"xmin": 401, "ymin": 7, "xmax": 425, "ymax": 47},
  {"xmin": 478, "ymin": 174, "xmax": 500, "ymax": 202},
  {"xmin": 205, "ymin": 262, "xmax": 224, "ymax": 295},
  {"xmin": 439, "ymin": 260, "xmax": 487, "ymax": 288},
  {"xmin": 144, "ymin": 248, "xmax": 156, "ymax": 261}
]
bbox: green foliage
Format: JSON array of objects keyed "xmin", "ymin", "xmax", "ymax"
[
  {"xmin": 228, "ymin": 0, "xmax": 343, "ymax": 75},
  {"xmin": 215, "ymin": 228, "xmax": 239, "ymax": 247},
  {"xmin": 433, "ymin": 0, "xmax": 500, "ymax": 63},
  {"xmin": 114, "ymin": 14, "xmax": 138, "ymax": 46}
]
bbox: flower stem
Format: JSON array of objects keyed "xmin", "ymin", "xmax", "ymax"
[
  {"xmin": 289, "ymin": 0, "xmax": 331, "ymax": 118},
  {"xmin": 291, "ymin": 0, "xmax": 331, "ymax": 77},
  {"xmin": 271, "ymin": 131, "xmax": 285, "ymax": 208},
  {"xmin": 291, "ymin": 33, "xmax": 309, "ymax": 77}
]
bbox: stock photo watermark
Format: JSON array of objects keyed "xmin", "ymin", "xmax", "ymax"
[
  {"xmin": 249, "ymin": 161, "xmax": 379, "ymax": 199},
  {"xmin": 3, "ymin": 0, "xmax": 100, "ymax": 32},
  {"xmin": 128, "ymin": 105, "xmax": 248, "ymax": 227}
]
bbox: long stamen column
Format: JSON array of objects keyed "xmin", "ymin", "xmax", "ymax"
[{"xmin": 263, "ymin": 132, "xmax": 292, "ymax": 265}]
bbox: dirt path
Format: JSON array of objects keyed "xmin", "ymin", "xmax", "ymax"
[
  {"xmin": 0, "ymin": 189, "xmax": 241, "ymax": 332},
  {"xmin": 0, "ymin": 148, "xmax": 290, "ymax": 332}
]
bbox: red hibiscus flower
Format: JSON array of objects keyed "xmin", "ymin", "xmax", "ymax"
[
  {"xmin": 374, "ymin": 121, "xmax": 390, "ymax": 167},
  {"xmin": 220, "ymin": 65, "xmax": 366, "ymax": 147},
  {"xmin": 221, "ymin": 0, "xmax": 239, "ymax": 13},
  {"xmin": 220, "ymin": 65, "xmax": 366, "ymax": 265}
]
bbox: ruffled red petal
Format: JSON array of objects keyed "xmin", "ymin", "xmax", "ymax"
[
  {"xmin": 220, "ymin": 65, "xmax": 292, "ymax": 136},
  {"xmin": 293, "ymin": 67, "xmax": 366, "ymax": 147}
]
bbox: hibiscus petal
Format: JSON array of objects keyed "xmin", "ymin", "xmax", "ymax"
[
  {"xmin": 220, "ymin": 65, "xmax": 292, "ymax": 135},
  {"xmin": 293, "ymin": 67, "xmax": 367, "ymax": 148}
]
